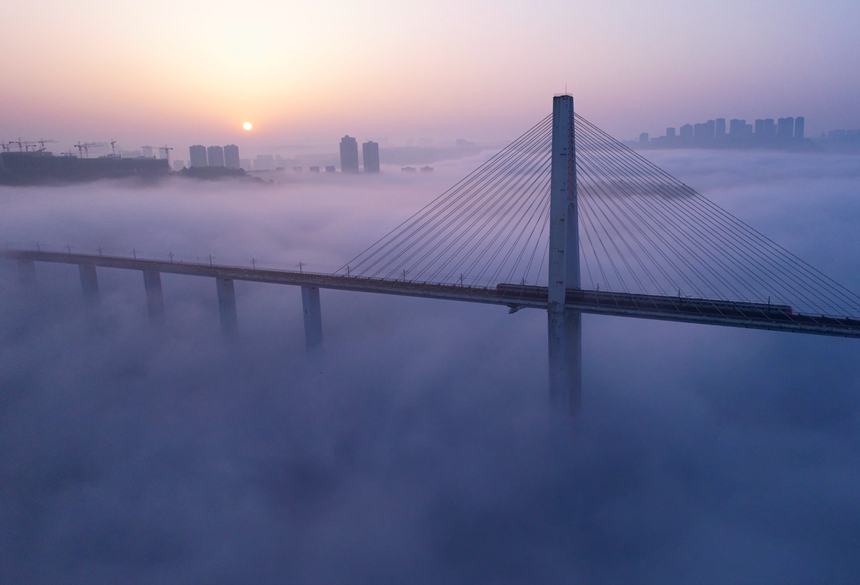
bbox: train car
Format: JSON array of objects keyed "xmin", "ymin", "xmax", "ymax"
[{"xmin": 496, "ymin": 283, "xmax": 793, "ymax": 317}]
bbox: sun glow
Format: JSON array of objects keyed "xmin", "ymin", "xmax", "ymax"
[{"xmin": 243, "ymin": 122, "xmax": 252, "ymax": 131}]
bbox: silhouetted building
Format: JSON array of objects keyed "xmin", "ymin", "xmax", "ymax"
[
  {"xmin": 680, "ymin": 124, "xmax": 693, "ymax": 140},
  {"xmin": 729, "ymin": 119, "xmax": 746, "ymax": 136},
  {"xmin": 362, "ymin": 141, "xmax": 380, "ymax": 172},
  {"xmin": 777, "ymin": 117, "xmax": 794, "ymax": 140},
  {"xmin": 189, "ymin": 145, "xmax": 207, "ymax": 167},
  {"xmin": 141, "ymin": 146, "xmax": 154, "ymax": 158},
  {"xmin": 310, "ymin": 166, "xmax": 320, "ymax": 173},
  {"xmin": 325, "ymin": 165, "xmax": 336, "ymax": 173},
  {"xmin": 224, "ymin": 144, "xmax": 240, "ymax": 169},
  {"xmin": 340, "ymin": 136, "xmax": 359, "ymax": 173},
  {"xmin": 207, "ymin": 146, "xmax": 224, "ymax": 167},
  {"xmin": 635, "ymin": 113, "xmax": 810, "ymax": 151},
  {"xmin": 795, "ymin": 117, "xmax": 805, "ymax": 139},
  {"xmin": 693, "ymin": 120, "xmax": 715, "ymax": 140}
]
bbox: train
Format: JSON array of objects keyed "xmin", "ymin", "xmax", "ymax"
[{"xmin": 495, "ymin": 283, "xmax": 794, "ymax": 317}]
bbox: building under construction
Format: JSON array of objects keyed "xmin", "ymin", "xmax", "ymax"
[{"xmin": 0, "ymin": 151, "xmax": 170, "ymax": 185}]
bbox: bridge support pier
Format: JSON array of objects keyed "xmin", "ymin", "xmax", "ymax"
[
  {"xmin": 17, "ymin": 260, "xmax": 35, "ymax": 286},
  {"xmin": 566, "ymin": 309, "xmax": 582, "ymax": 413},
  {"xmin": 216, "ymin": 278, "xmax": 238, "ymax": 336},
  {"xmin": 143, "ymin": 270, "xmax": 166, "ymax": 324},
  {"xmin": 79, "ymin": 264, "xmax": 99, "ymax": 305},
  {"xmin": 301, "ymin": 286, "xmax": 323, "ymax": 353}
]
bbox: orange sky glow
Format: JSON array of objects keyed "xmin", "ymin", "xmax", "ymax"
[{"xmin": 2, "ymin": 0, "xmax": 859, "ymax": 157}]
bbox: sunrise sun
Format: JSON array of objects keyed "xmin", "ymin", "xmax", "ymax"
[{"xmin": 242, "ymin": 122, "xmax": 252, "ymax": 131}]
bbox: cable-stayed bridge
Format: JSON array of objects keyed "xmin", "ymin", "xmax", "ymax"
[{"xmin": 4, "ymin": 95, "xmax": 860, "ymax": 414}]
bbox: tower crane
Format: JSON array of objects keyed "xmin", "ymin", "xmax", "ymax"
[
  {"xmin": 74, "ymin": 141, "xmax": 106, "ymax": 158},
  {"xmin": 12, "ymin": 139, "xmax": 39, "ymax": 152},
  {"xmin": 158, "ymin": 145, "xmax": 173, "ymax": 164},
  {"xmin": 37, "ymin": 139, "xmax": 57, "ymax": 153}
]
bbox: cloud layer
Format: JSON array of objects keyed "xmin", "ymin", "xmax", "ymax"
[{"xmin": 1, "ymin": 153, "xmax": 859, "ymax": 584}]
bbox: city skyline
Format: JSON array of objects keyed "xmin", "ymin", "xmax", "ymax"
[
  {"xmin": 635, "ymin": 112, "xmax": 814, "ymax": 150},
  {"xmin": 2, "ymin": 1, "xmax": 859, "ymax": 150}
]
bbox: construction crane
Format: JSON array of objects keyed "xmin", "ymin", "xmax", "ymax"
[
  {"xmin": 110, "ymin": 140, "xmax": 118, "ymax": 157},
  {"xmin": 158, "ymin": 145, "xmax": 173, "ymax": 164},
  {"xmin": 11, "ymin": 138, "xmax": 39, "ymax": 152},
  {"xmin": 74, "ymin": 141, "xmax": 106, "ymax": 158},
  {"xmin": 37, "ymin": 139, "xmax": 57, "ymax": 153}
]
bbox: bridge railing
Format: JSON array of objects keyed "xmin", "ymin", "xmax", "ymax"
[{"xmin": 1, "ymin": 240, "xmax": 519, "ymax": 293}]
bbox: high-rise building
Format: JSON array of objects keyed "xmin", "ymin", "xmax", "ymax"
[
  {"xmin": 207, "ymin": 145, "xmax": 225, "ymax": 167},
  {"xmin": 340, "ymin": 135, "xmax": 359, "ymax": 173},
  {"xmin": 754, "ymin": 119, "xmax": 765, "ymax": 134},
  {"xmin": 224, "ymin": 144, "xmax": 240, "ymax": 169},
  {"xmin": 639, "ymin": 132, "xmax": 649, "ymax": 143},
  {"xmin": 715, "ymin": 118, "xmax": 726, "ymax": 137},
  {"xmin": 705, "ymin": 119, "xmax": 716, "ymax": 138},
  {"xmin": 693, "ymin": 121, "xmax": 715, "ymax": 140},
  {"xmin": 666, "ymin": 127, "xmax": 676, "ymax": 138},
  {"xmin": 141, "ymin": 146, "xmax": 154, "ymax": 158},
  {"xmin": 362, "ymin": 141, "xmax": 380, "ymax": 172},
  {"xmin": 777, "ymin": 117, "xmax": 794, "ymax": 140},
  {"xmin": 763, "ymin": 118, "xmax": 776, "ymax": 136},
  {"xmin": 729, "ymin": 119, "xmax": 747, "ymax": 136},
  {"xmin": 189, "ymin": 145, "xmax": 208, "ymax": 167},
  {"xmin": 795, "ymin": 117, "xmax": 805, "ymax": 139},
  {"xmin": 680, "ymin": 124, "xmax": 693, "ymax": 140}
]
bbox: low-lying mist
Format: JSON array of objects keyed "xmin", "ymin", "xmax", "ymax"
[{"xmin": 1, "ymin": 150, "xmax": 859, "ymax": 584}]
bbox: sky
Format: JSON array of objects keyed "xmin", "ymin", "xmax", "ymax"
[
  {"xmin": 2, "ymin": 0, "xmax": 860, "ymax": 155},
  {"xmin": 1, "ymin": 150, "xmax": 860, "ymax": 582}
]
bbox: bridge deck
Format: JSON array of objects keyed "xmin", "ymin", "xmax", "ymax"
[{"xmin": 4, "ymin": 250, "xmax": 860, "ymax": 339}]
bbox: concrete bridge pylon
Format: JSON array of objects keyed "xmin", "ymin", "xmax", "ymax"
[{"xmin": 547, "ymin": 94, "xmax": 582, "ymax": 415}]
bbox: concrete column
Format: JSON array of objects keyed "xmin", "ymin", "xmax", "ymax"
[
  {"xmin": 78, "ymin": 264, "xmax": 99, "ymax": 305},
  {"xmin": 565, "ymin": 309, "xmax": 582, "ymax": 415},
  {"xmin": 17, "ymin": 260, "xmax": 35, "ymax": 287},
  {"xmin": 216, "ymin": 277, "xmax": 238, "ymax": 336},
  {"xmin": 301, "ymin": 286, "xmax": 323, "ymax": 353},
  {"xmin": 548, "ymin": 94, "xmax": 575, "ymax": 408},
  {"xmin": 546, "ymin": 94, "xmax": 583, "ymax": 414},
  {"xmin": 143, "ymin": 270, "xmax": 165, "ymax": 324},
  {"xmin": 565, "ymin": 95, "xmax": 582, "ymax": 416}
]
